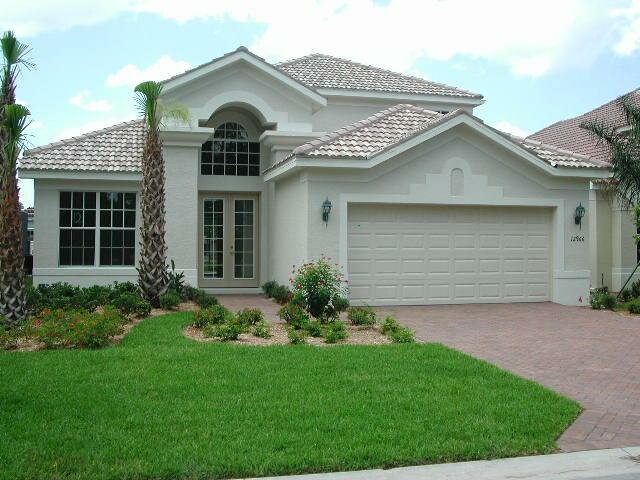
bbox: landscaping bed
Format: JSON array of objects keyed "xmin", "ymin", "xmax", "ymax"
[{"xmin": 0, "ymin": 311, "xmax": 581, "ymax": 480}]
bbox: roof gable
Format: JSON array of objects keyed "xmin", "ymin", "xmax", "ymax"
[
  {"xmin": 276, "ymin": 53, "xmax": 483, "ymax": 99},
  {"xmin": 162, "ymin": 47, "xmax": 327, "ymax": 109}
]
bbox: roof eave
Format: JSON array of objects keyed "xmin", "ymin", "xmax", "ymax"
[{"xmin": 316, "ymin": 88, "xmax": 484, "ymax": 106}]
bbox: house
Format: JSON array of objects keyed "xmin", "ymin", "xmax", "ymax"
[
  {"xmin": 19, "ymin": 47, "xmax": 612, "ymax": 306},
  {"xmin": 529, "ymin": 89, "xmax": 640, "ymax": 292}
]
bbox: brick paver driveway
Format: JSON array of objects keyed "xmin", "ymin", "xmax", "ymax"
[{"xmin": 378, "ymin": 302, "xmax": 640, "ymax": 452}]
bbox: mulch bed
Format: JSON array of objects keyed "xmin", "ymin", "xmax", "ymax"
[{"xmin": 184, "ymin": 321, "xmax": 392, "ymax": 346}]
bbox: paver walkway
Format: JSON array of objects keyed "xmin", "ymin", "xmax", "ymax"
[{"xmin": 379, "ymin": 302, "xmax": 640, "ymax": 451}]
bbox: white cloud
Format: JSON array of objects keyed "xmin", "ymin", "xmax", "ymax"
[
  {"xmin": 106, "ymin": 55, "xmax": 192, "ymax": 87},
  {"xmin": 613, "ymin": 0, "xmax": 640, "ymax": 55},
  {"xmin": 493, "ymin": 121, "xmax": 529, "ymax": 138},
  {"xmin": 69, "ymin": 90, "xmax": 112, "ymax": 112},
  {"xmin": 56, "ymin": 117, "xmax": 133, "ymax": 140},
  {"xmin": 3, "ymin": 0, "xmax": 639, "ymax": 78}
]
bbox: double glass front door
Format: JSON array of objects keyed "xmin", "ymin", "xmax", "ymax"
[{"xmin": 200, "ymin": 194, "xmax": 258, "ymax": 287}]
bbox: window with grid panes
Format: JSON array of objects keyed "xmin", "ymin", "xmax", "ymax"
[
  {"xmin": 58, "ymin": 191, "xmax": 136, "ymax": 266},
  {"xmin": 200, "ymin": 122, "xmax": 260, "ymax": 176}
]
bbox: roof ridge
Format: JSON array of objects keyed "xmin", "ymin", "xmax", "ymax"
[
  {"xmin": 293, "ymin": 103, "xmax": 432, "ymax": 156},
  {"xmin": 24, "ymin": 119, "xmax": 141, "ymax": 156},
  {"xmin": 276, "ymin": 53, "xmax": 482, "ymax": 98}
]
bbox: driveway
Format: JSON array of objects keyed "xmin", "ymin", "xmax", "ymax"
[{"xmin": 379, "ymin": 302, "xmax": 640, "ymax": 452}]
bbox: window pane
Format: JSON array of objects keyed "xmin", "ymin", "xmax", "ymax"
[
  {"xmin": 124, "ymin": 230, "xmax": 135, "ymax": 247},
  {"xmin": 100, "ymin": 210, "xmax": 111, "ymax": 228},
  {"xmin": 100, "ymin": 230, "xmax": 111, "ymax": 247},
  {"xmin": 123, "ymin": 211, "xmax": 135, "ymax": 228},
  {"xmin": 113, "ymin": 210, "xmax": 123, "ymax": 228},
  {"xmin": 72, "ymin": 229, "xmax": 84, "ymax": 247},
  {"xmin": 113, "ymin": 230, "xmax": 123, "ymax": 248},
  {"xmin": 85, "ymin": 192, "xmax": 96, "ymax": 209},
  {"xmin": 59, "ymin": 247, "xmax": 71, "ymax": 265},
  {"xmin": 100, "ymin": 192, "xmax": 110, "ymax": 209},
  {"xmin": 85, "ymin": 210, "xmax": 96, "ymax": 227},
  {"xmin": 72, "ymin": 248, "xmax": 83, "ymax": 265},
  {"xmin": 213, "ymin": 164, "xmax": 224, "ymax": 175},
  {"xmin": 124, "ymin": 193, "xmax": 136, "ymax": 210},
  {"xmin": 201, "ymin": 164, "xmax": 212, "ymax": 175},
  {"xmin": 113, "ymin": 192, "xmax": 123, "ymax": 210},
  {"xmin": 72, "ymin": 192, "xmax": 83, "ymax": 209},
  {"xmin": 100, "ymin": 248, "xmax": 111, "ymax": 266},
  {"xmin": 60, "ymin": 229, "xmax": 71, "ymax": 247},
  {"xmin": 72, "ymin": 210, "xmax": 83, "ymax": 227},
  {"xmin": 59, "ymin": 209, "xmax": 71, "ymax": 227},
  {"xmin": 124, "ymin": 248, "xmax": 135, "ymax": 266},
  {"xmin": 60, "ymin": 192, "xmax": 71, "ymax": 209},
  {"xmin": 112, "ymin": 248, "xmax": 123, "ymax": 265},
  {"xmin": 83, "ymin": 248, "xmax": 95, "ymax": 266},
  {"xmin": 249, "ymin": 166, "xmax": 260, "ymax": 176}
]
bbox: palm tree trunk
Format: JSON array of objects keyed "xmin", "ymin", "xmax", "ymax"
[
  {"xmin": 0, "ymin": 167, "xmax": 26, "ymax": 323},
  {"xmin": 137, "ymin": 126, "xmax": 168, "ymax": 306}
]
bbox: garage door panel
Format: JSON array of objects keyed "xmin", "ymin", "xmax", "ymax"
[{"xmin": 348, "ymin": 204, "xmax": 551, "ymax": 305}]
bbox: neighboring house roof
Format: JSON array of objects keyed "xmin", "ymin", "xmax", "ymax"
[
  {"xmin": 20, "ymin": 120, "xmax": 144, "ymax": 172},
  {"xmin": 266, "ymin": 104, "xmax": 608, "ymax": 174},
  {"xmin": 528, "ymin": 88, "xmax": 640, "ymax": 163},
  {"xmin": 277, "ymin": 53, "xmax": 482, "ymax": 99}
]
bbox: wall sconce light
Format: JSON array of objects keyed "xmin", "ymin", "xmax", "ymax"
[
  {"xmin": 322, "ymin": 197, "xmax": 332, "ymax": 224},
  {"xmin": 575, "ymin": 202, "xmax": 586, "ymax": 229}
]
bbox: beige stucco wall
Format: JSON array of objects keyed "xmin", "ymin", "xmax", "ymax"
[
  {"xmin": 274, "ymin": 126, "xmax": 593, "ymax": 305},
  {"xmin": 32, "ymin": 177, "xmax": 141, "ymax": 287}
]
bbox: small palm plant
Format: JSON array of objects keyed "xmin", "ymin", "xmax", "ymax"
[
  {"xmin": 0, "ymin": 31, "xmax": 33, "ymax": 324},
  {"xmin": 134, "ymin": 81, "xmax": 189, "ymax": 306}
]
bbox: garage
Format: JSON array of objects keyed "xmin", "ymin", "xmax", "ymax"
[{"xmin": 347, "ymin": 204, "xmax": 552, "ymax": 305}]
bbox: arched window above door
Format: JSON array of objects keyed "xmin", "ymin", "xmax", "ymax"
[{"xmin": 201, "ymin": 122, "xmax": 260, "ymax": 176}]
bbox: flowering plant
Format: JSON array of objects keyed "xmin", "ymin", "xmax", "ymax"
[{"xmin": 290, "ymin": 257, "xmax": 348, "ymax": 322}]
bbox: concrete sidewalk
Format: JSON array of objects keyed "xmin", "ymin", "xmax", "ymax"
[{"xmin": 243, "ymin": 447, "xmax": 640, "ymax": 480}]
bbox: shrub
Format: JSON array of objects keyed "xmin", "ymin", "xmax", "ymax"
[
  {"xmin": 347, "ymin": 306, "xmax": 376, "ymax": 326},
  {"xmin": 252, "ymin": 319, "xmax": 272, "ymax": 339},
  {"xmin": 389, "ymin": 326, "xmax": 416, "ymax": 344},
  {"xmin": 29, "ymin": 307, "xmax": 125, "ymax": 349},
  {"xmin": 620, "ymin": 288, "xmax": 633, "ymax": 302},
  {"xmin": 271, "ymin": 284, "xmax": 292, "ymax": 305},
  {"xmin": 167, "ymin": 260, "xmax": 186, "ymax": 297},
  {"xmin": 590, "ymin": 291, "xmax": 604, "ymax": 310},
  {"xmin": 181, "ymin": 285, "xmax": 199, "ymax": 302},
  {"xmin": 291, "ymin": 257, "xmax": 347, "ymax": 321},
  {"xmin": 236, "ymin": 308, "xmax": 265, "ymax": 326},
  {"xmin": 629, "ymin": 299, "xmax": 640, "ymax": 314},
  {"xmin": 159, "ymin": 290, "xmax": 181, "ymax": 310},
  {"xmin": 278, "ymin": 303, "xmax": 309, "ymax": 329},
  {"xmin": 202, "ymin": 320, "xmax": 246, "ymax": 341},
  {"xmin": 332, "ymin": 296, "xmax": 350, "ymax": 313},
  {"xmin": 112, "ymin": 281, "xmax": 139, "ymax": 297},
  {"xmin": 193, "ymin": 305, "xmax": 234, "ymax": 328},
  {"xmin": 632, "ymin": 279, "xmax": 640, "ymax": 299},
  {"xmin": 323, "ymin": 321, "xmax": 348, "ymax": 344},
  {"xmin": 288, "ymin": 327, "xmax": 307, "ymax": 344},
  {"xmin": 304, "ymin": 319, "xmax": 323, "ymax": 337},
  {"xmin": 381, "ymin": 316, "xmax": 400, "ymax": 335},
  {"xmin": 193, "ymin": 290, "xmax": 218, "ymax": 308},
  {"xmin": 111, "ymin": 293, "xmax": 151, "ymax": 317},
  {"xmin": 602, "ymin": 294, "xmax": 617, "ymax": 310},
  {"xmin": 261, "ymin": 280, "xmax": 278, "ymax": 298}
]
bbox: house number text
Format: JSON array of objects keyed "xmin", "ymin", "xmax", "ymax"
[{"xmin": 570, "ymin": 235, "xmax": 585, "ymax": 243}]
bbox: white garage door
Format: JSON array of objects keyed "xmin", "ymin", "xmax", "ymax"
[{"xmin": 347, "ymin": 204, "xmax": 552, "ymax": 305}]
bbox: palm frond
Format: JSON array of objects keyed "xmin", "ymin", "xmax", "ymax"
[
  {"xmin": 134, "ymin": 81, "xmax": 163, "ymax": 129},
  {"xmin": 3, "ymin": 103, "xmax": 31, "ymax": 167},
  {"xmin": 158, "ymin": 100, "xmax": 190, "ymax": 128},
  {"xmin": 619, "ymin": 95, "xmax": 640, "ymax": 139},
  {"xmin": 1, "ymin": 31, "xmax": 35, "ymax": 70}
]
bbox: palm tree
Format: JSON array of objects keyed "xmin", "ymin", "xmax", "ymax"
[
  {"xmin": 134, "ymin": 81, "xmax": 189, "ymax": 306},
  {"xmin": 582, "ymin": 94, "xmax": 640, "ymax": 294},
  {"xmin": 0, "ymin": 31, "xmax": 33, "ymax": 324},
  {"xmin": 581, "ymin": 94, "xmax": 640, "ymax": 207},
  {"xmin": 0, "ymin": 104, "xmax": 30, "ymax": 324}
]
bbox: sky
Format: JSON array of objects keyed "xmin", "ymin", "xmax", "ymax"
[{"xmin": 4, "ymin": 0, "xmax": 640, "ymax": 207}]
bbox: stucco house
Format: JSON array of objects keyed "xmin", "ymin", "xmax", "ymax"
[{"xmin": 20, "ymin": 47, "xmax": 617, "ymax": 306}]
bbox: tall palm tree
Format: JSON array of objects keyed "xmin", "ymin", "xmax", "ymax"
[
  {"xmin": 134, "ymin": 81, "xmax": 189, "ymax": 306},
  {"xmin": 0, "ymin": 104, "xmax": 30, "ymax": 324},
  {"xmin": 0, "ymin": 31, "xmax": 33, "ymax": 324},
  {"xmin": 581, "ymin": 94, "xmax": 640, "ymax": 207}
]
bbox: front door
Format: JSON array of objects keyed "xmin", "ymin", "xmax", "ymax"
[{"xmin": 199, "ymin": 193, "xmax": 259, "ymax": 288}]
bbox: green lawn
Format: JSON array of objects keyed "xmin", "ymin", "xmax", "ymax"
[{"xmin": 0, "ymin": 312, "xmax": 580, "ymax": 480}]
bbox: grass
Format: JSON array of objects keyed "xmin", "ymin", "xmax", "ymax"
[{"xmin": 0, "ymin": 312, "xmax": 580, "ymax": 480}]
